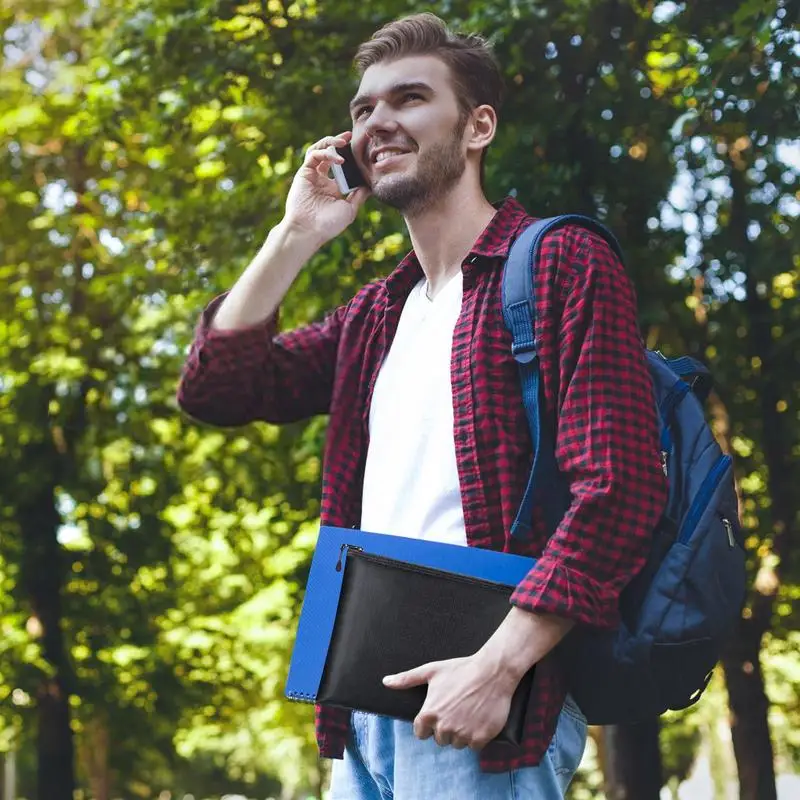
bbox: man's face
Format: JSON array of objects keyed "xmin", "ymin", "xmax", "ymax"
[{"xmin": 349, "ymin": 55, "xmax": 469, "ymax": 216}]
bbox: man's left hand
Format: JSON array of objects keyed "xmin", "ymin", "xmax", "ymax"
[
  {"xmin": 382, "ymin": 607, "xmax": 575, "ymax": 751},
  {"xmin": 382, "ymin": 652, "xmax": 517, "ymax": 751}
]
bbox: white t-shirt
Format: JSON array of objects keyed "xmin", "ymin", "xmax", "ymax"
[{"xmin": 360, "ymin": 271, "xmax": 467, "ymax": 546}]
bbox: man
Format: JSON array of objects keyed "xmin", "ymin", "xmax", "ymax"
[{"xmin": 178, "ymin": 12, "xmax": 667, "ymax": 800}]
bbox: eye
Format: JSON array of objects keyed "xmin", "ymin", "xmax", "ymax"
[
  {"xmin": 402, "ymin": 92, "xmax": 424, "ymax": 103},
  {"xmin": 353, "ymin": 105, "xmax": 372, "ymax": 120}
]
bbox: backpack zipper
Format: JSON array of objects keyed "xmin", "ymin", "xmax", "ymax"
[
  {"xmin": 658, "ymin": 381, "xmax": 691, "ymax": 477},
  {"xmin": 722, "ymin": 518, "xmax": 735, "ymax": 548},
  {"xmin": 677, "ymin": 454, "xmax": 732, "ymax": 544}
]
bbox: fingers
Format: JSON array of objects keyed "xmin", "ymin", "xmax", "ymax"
[
  {"xmin": 414, "ymin": 709, "xmax": 468, "ymax": 749},
  {"xmin": 434, "ymin": 729, "xmax": 452, "ymax": 747},
  {"xmin": 306, "ymin": 132, "xmax": 349, "ymax": 154},
  {"xmin": 413, "ymin": 713, "xmax": 489, "ymax": 750},
  {"xmin": 346, "ymin": 186, "xmax": 371, "ymax": 208},
  {"xmin": 304, "ymin": 148, "xmax": 343, "ymax": 174},
  {"xmin": 308, "ymin": 131, "xmax": 351, "ymax": 151},
  {"xmin": 468, "ymin": 732, "xmax": 493, "ymax": 752},
  {"xmin": 417, "ymin": 719, "xmax": 469, "ymax": 750},
  {"xmin": 413, "ymin": 711, "xmax": 436, "ymax": 741},
  {"xmin": 303, "ymin": 133, "xmax": 350, "ymax": 169},
  {"xmin": 383, "ymin": 662, "xmax": 434, "ymax": 689}
]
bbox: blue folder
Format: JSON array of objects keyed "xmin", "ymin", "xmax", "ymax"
[{"xmin": 285, "ymin": 525, "xmax": 536, "ymax": 704}]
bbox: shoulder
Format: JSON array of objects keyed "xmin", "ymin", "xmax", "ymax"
[
  {"xmin": 529, "ymin": 223, "xmax": 627, "ymax": 305},
  {"xmin": 540, "ymin": 224, "xmax": 622, "ymax": 272}
]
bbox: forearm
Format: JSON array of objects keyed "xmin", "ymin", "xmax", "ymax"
[
  {"xmin": 477, "ymin": 606, "xmax": 574, "ymax": 689},
  {"xmin": 212, "ymin": 219, "xmax": 323, "ymax": 331}
]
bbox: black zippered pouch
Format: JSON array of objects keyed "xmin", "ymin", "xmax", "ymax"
[{"xmin": 317, "ymin": 548, "xmax": 535, "ymax": 745}]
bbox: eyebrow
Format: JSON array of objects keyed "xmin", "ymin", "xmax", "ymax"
[{"xmin": 349, "ymin": 81, "xmax": 434, "ymax": 113}]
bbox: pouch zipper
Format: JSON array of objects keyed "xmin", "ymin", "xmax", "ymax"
[
  {"xmin": 677, "ymin": 454, "xmax": 732, "ymax": 544},
  {"xmin": 335, "ymin": 544, "xmax": 363, "ymax": 572},
  {"xmin": 335, "ymin": 548, "xmax": 514, "ymax": 592}
]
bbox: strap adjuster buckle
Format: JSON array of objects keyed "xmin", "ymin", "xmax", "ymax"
[{"xmin": 511, "ymin": 341, "xmax": 538, "ymax": 365}]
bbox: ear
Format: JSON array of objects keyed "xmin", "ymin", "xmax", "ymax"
[{"xmin": 465, "ymin": 104, "xmax": 497, "ymax": 155}]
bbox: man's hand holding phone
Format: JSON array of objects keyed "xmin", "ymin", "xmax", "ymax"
[
  {"xmin": 330, "ymin": 142, "xmax": 368, "ymax": 196},
  {"xmin": 284, "ymin": 131, "xmax": 370, "ymax": 249},
  {"xmin": 210, "ymin": 131, "xmax": 368, "ymax": 332}
]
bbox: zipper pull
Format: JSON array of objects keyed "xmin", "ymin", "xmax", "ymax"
[
  {"xmin": 660, "ymin": 451, "xmax": 669, "ymax": 477},
  {"xmin": 723, "ymin": 518, "xmax": 735, "ymax": 548},
  {"xmin": 335, "ymin": 544, "xmax": 363, "ymax": 571}
]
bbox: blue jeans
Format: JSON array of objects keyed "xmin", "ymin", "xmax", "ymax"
[{"xmin": 328, "ymin": 697, "xmax": 587, "ymax": 799}]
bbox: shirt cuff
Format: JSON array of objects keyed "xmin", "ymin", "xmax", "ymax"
[
  {"xmin": 510, "ymin": 553, "xmax": 620, "ymax": 629},
  {"xmin": 197, "ymin": 292, "xmax": 278, "ymax": 339},
  {"xmin": 191, "ymin": 293, "xmax": 280, "ymax": 365}
]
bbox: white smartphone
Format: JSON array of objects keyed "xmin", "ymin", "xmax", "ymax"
[{"xmin": 331, "ymin": 144, "xmax": 367, "ymax": 194}]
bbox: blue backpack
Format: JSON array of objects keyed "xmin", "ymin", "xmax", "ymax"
[{"xmin": 502, "ymin": 215, "xmax": 748, "ymax": 724}]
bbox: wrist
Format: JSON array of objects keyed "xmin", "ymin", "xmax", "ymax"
[
  {"xmin": 474, "ymin": 642, "xmax": 526, "ymax": 694},
  {"xmin": 275, "ymin": 216, "xmax": 327, "ymax": 254},
  {"xmin": 477, "ymin": 607, "xmax": 574, "ymax": 686}
]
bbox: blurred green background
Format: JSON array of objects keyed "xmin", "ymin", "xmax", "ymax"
[{"xmin": 0, "ymin": 0, "xmax": 797, "ymax": 798}]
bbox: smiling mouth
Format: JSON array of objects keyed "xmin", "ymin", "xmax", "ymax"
[
  {"xmin": 370, "ymin": 147, "xmax": 412, "ymax": 167},
  {"xmin": 372, "ymin": 155, "xmax": 411, "ymax": 175}
]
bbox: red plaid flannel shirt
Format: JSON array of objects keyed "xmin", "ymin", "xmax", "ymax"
[{"xmin": 177, "ymin": 197, "xmax": 667, "ymax": 772}]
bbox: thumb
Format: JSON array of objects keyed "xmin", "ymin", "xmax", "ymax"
[
  {"xmin": 383, "ymin": 662, "xmax": 435, "ymax": 689},
  {"xmin": 346, "ymin": 186, "xmax": 371, "ymax": 210}
]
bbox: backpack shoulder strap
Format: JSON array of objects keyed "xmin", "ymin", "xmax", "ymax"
[
  {"xmin": 503, "ymin": 215, "xmax": 624, "ymax": 326},
  {"xmin": 502, "ymin": 214, "xmax": 624, "ymax": 538}
]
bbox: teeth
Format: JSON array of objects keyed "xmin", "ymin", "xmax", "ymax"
[{"xmin": 375, "ymin": 150, "xmax": 406, "ymax": 163}]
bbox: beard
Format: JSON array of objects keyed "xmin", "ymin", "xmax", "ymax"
[{"xmin": 369, "ymin": 119, "xmax": 468, "ymax": 217}]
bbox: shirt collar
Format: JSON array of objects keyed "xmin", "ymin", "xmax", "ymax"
[{"xmin": 383, "ymin": 196, "xmax": 532, "ymax": 300}]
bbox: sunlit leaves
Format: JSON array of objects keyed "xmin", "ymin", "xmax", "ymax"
[
  {"xmin": 0, "ymin": 104, "xmax": 49, "ymax": 134},
  {"xmin": 773, "ymin": 271, "xmax": 797, "ymax": 299}
]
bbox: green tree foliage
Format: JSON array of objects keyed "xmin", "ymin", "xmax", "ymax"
[{"xmin": 0, "ymin": 0, "xmax": 797, "ymax": 797}]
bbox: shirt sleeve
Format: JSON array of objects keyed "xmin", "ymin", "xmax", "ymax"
[
  {"xmin": 176, "ymin": 294, "xmax": 347, "ymax": 427},
  {"xmin": 510, "ymin": 226, "xmax": 668, "ymax": 628}
]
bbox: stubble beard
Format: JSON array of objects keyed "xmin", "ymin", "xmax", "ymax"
[{"xmin": 370, "ymin": 120, "xmax": 468, "ymax": 217}]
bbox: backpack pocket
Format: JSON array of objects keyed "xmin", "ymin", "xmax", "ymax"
[
  {"xmin": 651, "ymin": 637, "xmax": 717, "ymax": 710},
  {"xmin": 645, "ymin": 465, "xmax": 746, "ymax": 710},
  {"xmin": 653, "ymin": 515, "xmax": 745, "ymax": 647},
  {"xmin": 650, "ymin": 516, "xmax": 737, "ymax": 711}
]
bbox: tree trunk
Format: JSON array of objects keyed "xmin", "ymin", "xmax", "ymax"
[
  {"xmin": 80, "ymin": 716, "xmax": 111, "ymax": 800},
  {"xmin": 722, "ymin": 625, "xmax": 776, "ymax": 800},
  {"xmin": 3, "ymin": 749, "xmax": 17, "ymax": 800},
  {"xmin": 601, "ymin": 720, "xmax": 663, "ymax": 800},
  {"xmin": 720, "ymin": 162, "xmax": 794, "ymax": 800},
  {"xmin": 18, "ymin": 454, "xmax": 75, "ymax": 800},
  {"xmin": 36, "ymin": 678, "xmax": 74, "ymax": 800}
]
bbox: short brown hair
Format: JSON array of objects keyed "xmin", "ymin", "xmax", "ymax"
[{"xmin": 354, "ymin": 13, "xmax": 505, "ymax": 120}]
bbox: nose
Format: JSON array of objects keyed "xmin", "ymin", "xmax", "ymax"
[{"xmin": 363, "ymin": 101, "xmax": 399, "ymax": 139}]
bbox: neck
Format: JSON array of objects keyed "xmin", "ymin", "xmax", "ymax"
[{"xmin": 403, "ymin": 177, "xmax": 496, "ymax": 299}]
